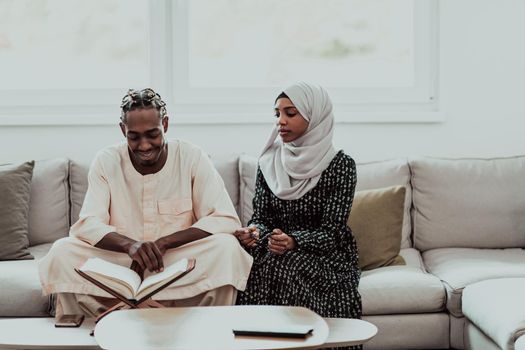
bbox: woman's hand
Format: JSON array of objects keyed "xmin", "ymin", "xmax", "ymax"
[
  {"xmin": 268, "ymin": 228, "xmax": 296, "ymax": 255},
  {"xmin": 234, "ymin": 226, "xmax": 260, "ymax": 248}
]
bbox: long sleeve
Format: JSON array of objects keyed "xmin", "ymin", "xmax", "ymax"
[
  {"xmin": 70, "ymin": 154, "xmax": 117, "ymax": 246},
  {"xmin": 190, "ymin": 150, "xmax": 241, "ymax": 234},
  {"xmin": 288, "ymin": 156, "xmax": 357, "ymax": 254},
  {"xmin": 247, "ymin": 167, "xmax": 280, "ymax": 239}
]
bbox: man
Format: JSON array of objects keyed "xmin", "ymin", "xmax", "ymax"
[{"xmin": 39, "ymin": 88, "xmax": 253, "ymax": 318}]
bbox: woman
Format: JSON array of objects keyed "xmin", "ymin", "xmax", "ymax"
[{"xmin": 235, "ymin": 82, "xmax": 362, "ymax": 348}]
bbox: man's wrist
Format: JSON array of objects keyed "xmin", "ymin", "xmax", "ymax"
[
  {"xmin": 156, "ymin": 236, "xmax": 173, "ymax": 252},
  {"xmin": 121, "ymin": 238, "xmax": 137, "ymax": 254}
]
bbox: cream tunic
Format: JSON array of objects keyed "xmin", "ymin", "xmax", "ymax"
[{"xmin": 39, "ymin": 140, "xmax": 253, "ymax": 300}]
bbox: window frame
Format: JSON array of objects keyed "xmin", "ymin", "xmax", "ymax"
[{"xmin": 0, "ymin": 0, "xmax": 440, "ymax": 126}]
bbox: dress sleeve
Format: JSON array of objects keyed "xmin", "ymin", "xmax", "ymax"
[
  {"xmin": 247, "ymin": 167, "xmax": 279, "ymax": 239},
  {"xmin": 288, "ymin": 156, "xmax": 357, "ymax": 254},
  {"xmin": 69, "ymin": 154, "xmax": 117, "ymax": 246},
  {"xmin": 190, "ymin": 150, "xmax": 242, "ymax": 234}
]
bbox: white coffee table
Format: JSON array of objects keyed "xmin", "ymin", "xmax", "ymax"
[
  {"xmin": 0, "ymin": 317, "xmax": 99, "ymax": 349},
  {"xmin": 94, "ymin": 306, "xmax": 377, "ymax": 349},
  {"xmin": 0, "ymin": 307, "xmax": 377, "ymax": 349},
  {"xmin": 324, "ymin": 317, "xmax": 377, "ymax": 348}
]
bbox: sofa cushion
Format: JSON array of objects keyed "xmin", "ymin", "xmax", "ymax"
[
  {"xmin": 423, "ymin": 248, "xmax": 525, "ymax": 317},
  {"xmin": 410, "ymin": 156, "xmax": 525, "ymax": 251},
  {"xmin": 212, "ymin": 155, "xmax": 240, "ymax": 217},
  {"xmin": 464, "ymin": 320, "xmax": 502, "ymax": 350},
  {"xmin": 450, "ymin": 315, "xmax": 467, "ymax": 350},
  {"xmin": 352, "ymin": 159, "xmax": 412, "ymax": 249},
  {"xmin": 69, "ymin": 160, "xmax": 89, "ymax": 225},
  {"xmin": 238, "ymin": 154, "xmax": 257, "ymax": 226},
  {"xmin": 359, "ymin": 248, "xmax": 445, "ymax": 315},
  {"xmin": 363, "ymin": 314, "xmax": 450, "ymax": 350},
  {"xmin": 0, "ymin": 243, "xmax": 52, "ymax": 316},
  {"xmin": 349, "ymin": 186, "xmax": 406, "ymax": 270},
  {"xmin": 0, "ymin": 161, "xmax": 35, "ymax": 260},
  {"xmin": 26, "ymin": 159, "xmax": 70, "ymax": 245},
  {"xmin": 70, "ymin": 157, "xmax": 241, "ymax": 225},
  {"xmin": 239, "ymin": 155, "xmax": 413, "ymax": 250},
  {"xmin": 463, "ymin": 278, "xmax": 525, "ymax": 350},
  {"xmin": 517, "ymin": 335, "xmax": 525, "ymax": 350}
]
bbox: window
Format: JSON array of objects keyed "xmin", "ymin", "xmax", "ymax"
[
  {"xmin": 0, "ymin": 0, "xmax": 438, "ymax": 125},
  {"xmin": 0, "ymin": 0, "xmax": 150, "ymax": 123},
  {"xmin": 188, "ymin": 1, "xmax": 415, "ymax": 89}
]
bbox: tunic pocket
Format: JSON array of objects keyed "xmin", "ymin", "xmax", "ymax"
[
  {"xmin": 158, "ymin": 198, "xmax": 193, "ymax": 215},
  {"xmin": 158, "ymin": 198, "xmax": 194, "ymax": 231}
]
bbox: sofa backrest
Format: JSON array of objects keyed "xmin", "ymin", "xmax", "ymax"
[
  {"xmin": 238, "ymin": 154, "xmax": 413, "ymax": 249},
  {"xmin": 68, "ymin": 156, "xmax": 242, "ymax": 226},
  {"xmin": 69, "ymin": 160, "xmax": 90, "ymax": 226},
  {"xmin": 239, "ymin": 154, "xmax": 258, "ymax": 227},
  {"xmin": 212, "ymin": 155, "xmax": 241, "ymax": 217},
  {"xmin": 29, "ymin": 159, "xmax": 70, "ymax": 245},
  {"xmin": 11, "ymin": 158, "xmax": 70, "ymax": 246},
  {"xmin": 410, "ymin": 156, "xmax": 525, "ymax": 251},
  {"xmin": 354, "ymin": 159, "xmax": 413, "ymax": 249},
  {"xmin": 21, "ymin": 153, "xmax": 525, "ymax": 251}
]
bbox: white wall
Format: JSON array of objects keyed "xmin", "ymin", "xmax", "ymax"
[{"xmin": 1, "ymin": 0, "xmax": 524, "ymax": 164}]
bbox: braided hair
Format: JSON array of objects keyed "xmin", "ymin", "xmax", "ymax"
[{"xmin": 120, "ymin": 88, "xmax": 167, "ymax": 123}]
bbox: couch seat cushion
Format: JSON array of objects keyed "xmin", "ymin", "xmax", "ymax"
[
  {"xmin": 463, "ymin": 278, "xmax": 525, "ymax": 350},
  {"xmin": 0, "ymin": 244, "xmax": 52, "ymax": 316},
  {"xmin": 423, "ymin": 248, "xmax": 525, "ymax": 317},
  {"xmin": 359, "ymin": 248, "xmax": 445, "ymax": 315}
]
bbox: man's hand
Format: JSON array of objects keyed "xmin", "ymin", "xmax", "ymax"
[
  {"xmin": 233, "ymin": 226, "xmax": 260, "ymax": 248},
  {"xmin": 127, "ymin": 240, "xmax": 164, "ymax": 274},
  {"xmin": 130, "ymin": 260, "xmax": 145, "ymax": 280},
  {"xmin": 268, "ymin": 228, "xmax": 296, "ymax": 255}
]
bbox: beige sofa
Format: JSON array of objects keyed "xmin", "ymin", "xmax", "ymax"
[{"xmin": 1, "ymin": 154, "xmax": 525, "ymax": 350}]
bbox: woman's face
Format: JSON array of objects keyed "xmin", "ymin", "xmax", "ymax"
[{"xmin": 274, "ymin": 97, "xmax": 309, "ymax": 143}]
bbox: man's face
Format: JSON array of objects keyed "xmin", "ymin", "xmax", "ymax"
[{"xmin": 119, "ymin": 108, "xmax": 169, "ymax": 167}]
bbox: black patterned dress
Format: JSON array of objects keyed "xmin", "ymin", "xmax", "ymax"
[{"xmin": 237, "ymin": 151, "xmax": 362, "ymax": 349}]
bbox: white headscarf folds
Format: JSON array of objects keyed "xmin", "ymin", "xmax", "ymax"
[{"xmin": 259, "ymin": 82, "xmax": 338, "ymax": 200}]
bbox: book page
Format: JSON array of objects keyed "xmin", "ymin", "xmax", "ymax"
[
  {"xmin": 137, "ymin": 258, "xmax": 189, "ymax": 297},
  {"xmin": 80, "ymin": 258, "xmax": 141, "ymax": 298}
]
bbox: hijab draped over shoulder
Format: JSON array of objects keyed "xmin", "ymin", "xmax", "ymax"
[{"xmin": 259, "ymin": 82, "xmax": 338, "ymax": 200}]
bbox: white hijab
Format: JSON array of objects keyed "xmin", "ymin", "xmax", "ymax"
[{"xmin": 259, "ymin": 82, "xmax": 338, "ymax": 200}]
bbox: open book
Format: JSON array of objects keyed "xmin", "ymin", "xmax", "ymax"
[{"xmin": 75, "ymin": 257, "xmax": 195, "ymax": 302}]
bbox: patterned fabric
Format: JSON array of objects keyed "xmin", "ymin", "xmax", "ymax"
[{"xmin": 237, "ymin": 151, "xmax": 362, "ymax": 350}]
